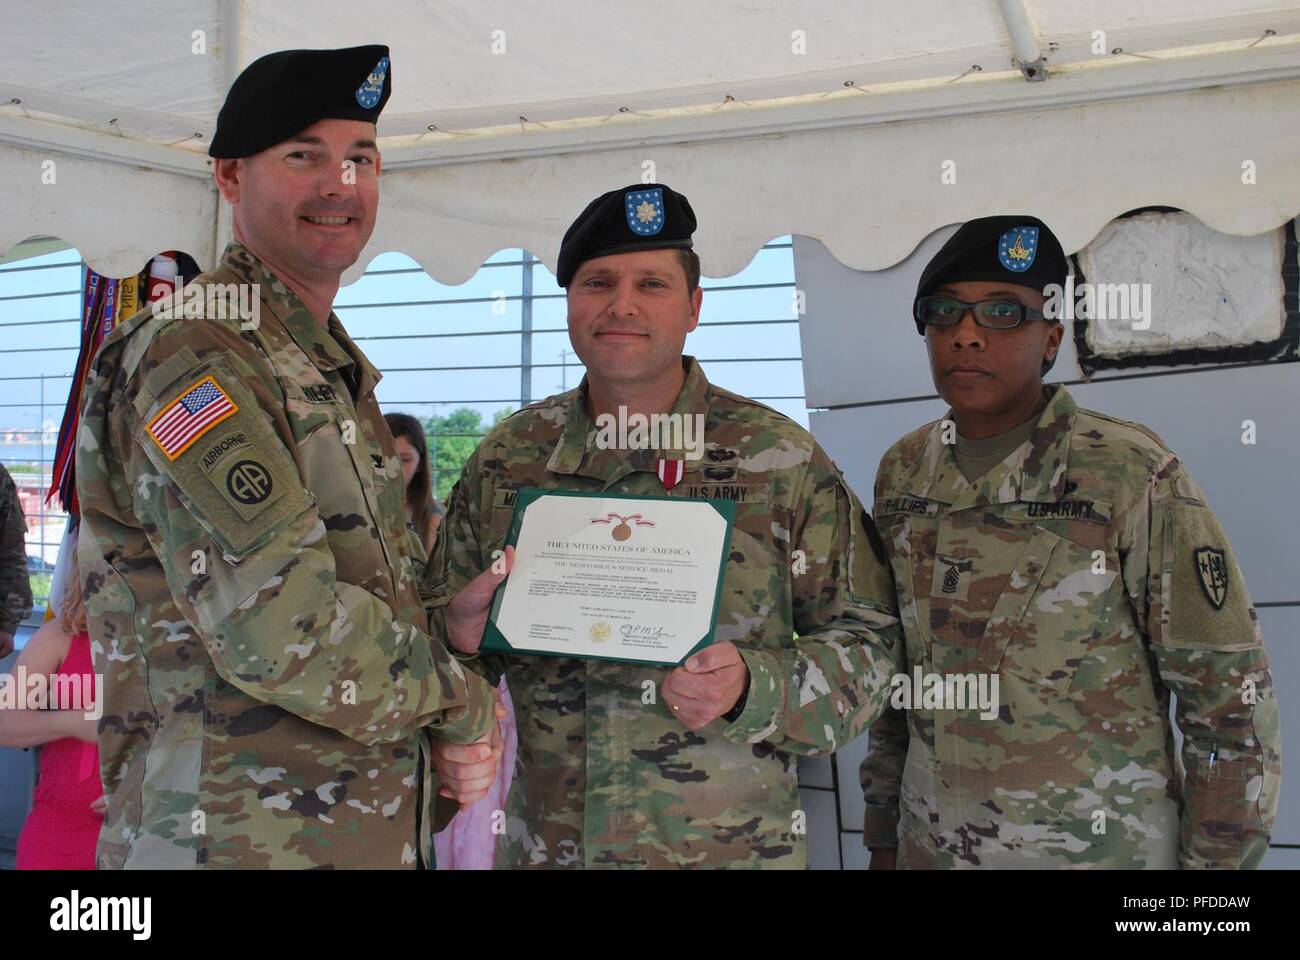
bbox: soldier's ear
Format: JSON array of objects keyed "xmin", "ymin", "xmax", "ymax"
[
  {"xmin": 1041, "ymin": 321, "xmax": 1064, "ymax": 376},
  {"xmin": 214, "ymin": 158, "xmax": 244, "ymax": 205},
  {"xmin": 687, "ymin": 285, "xmax": 703, "ymax": 333}
]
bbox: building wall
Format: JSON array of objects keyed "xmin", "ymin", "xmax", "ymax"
[{"xmin": 793, "ymin": 221, "xmax": 1298, "ymax": 869}]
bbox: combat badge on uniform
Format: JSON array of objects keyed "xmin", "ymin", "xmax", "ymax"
[
  {"xmin": 356, "ymin": 56, "xmax": 390, "ymax": 108},
  {"xmin": 146, "ymin": 375, "xmax": 238, "ymax": 460},
  {"xmin": 998, "ymin": 226, "xmax": 1039, "ymax": 272},
  {"xmin": 626, "ymin": 188, "xmax": 666, "ymax": 236},
  {"xmin": 1194, "ymin": 546, "xmax": 1229, "ymax": 610}
]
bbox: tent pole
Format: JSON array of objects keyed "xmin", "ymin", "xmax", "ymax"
[
  {"xmin": 210, "ymin": 0, "xmax": 241, "ymax": 268},
  {"xmin": 995, "ymin": 0, "xmax": 1047, "ymax": 81}
]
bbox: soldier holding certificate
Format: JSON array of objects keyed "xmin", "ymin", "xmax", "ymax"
[{"xmin": 425, "ymin": 183, "xmax": 903, "ymax": 868}]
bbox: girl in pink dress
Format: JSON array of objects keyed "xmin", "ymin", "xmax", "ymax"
[{"xmin": 0, "ymin": 553, "xmax": 103, "ymax": 869}]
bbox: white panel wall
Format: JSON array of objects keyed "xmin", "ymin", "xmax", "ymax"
[{"xmin": 794, "ymin": 227, "xmax": 1298, "ymax": 869}]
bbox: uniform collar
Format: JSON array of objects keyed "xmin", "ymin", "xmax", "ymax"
[
  {"xmin": 904, "ymin": 384, "xmax": 1078, "ymax": 509},
  {"xmin": 546, "ymin": 356, "xmax": 712, "ymax": 484},
  {"xmin": 219, "ymin": 242, "xmax": 357, "ymax": 375}
]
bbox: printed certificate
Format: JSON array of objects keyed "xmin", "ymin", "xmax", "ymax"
[{"xmin": 484, "ymin": 488, "xmax": 735, "ymax": 666}]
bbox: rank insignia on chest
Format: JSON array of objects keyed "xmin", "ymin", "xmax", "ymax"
[
  {"xmin": 1194, "ymin": 547, "xmax": 1229, "ymax": 610},
  {"xmin": 147, "ymin": 375, "xmax": 238, "ymax": 460},
  {"xmin": 657, "ymin": 458, "xmax": 684, "ymax": 491},
  {"xmin": 931, "ymin": 554, "xmax": 973, "ymax": 601}
]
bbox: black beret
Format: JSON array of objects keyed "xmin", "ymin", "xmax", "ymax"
[
  {"xmin": 557, "ymin": 183, "xmax": 696, "ymax": 287},
  {"xmin": 914, "ymin": 215, "xmax": 1069, "ymax": 332},
  {"xmin": 209, "ymin": 45, "xmax": 391, "ymax": 159}
]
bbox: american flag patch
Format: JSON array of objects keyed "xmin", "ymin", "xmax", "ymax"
[{"xmin": 146, "ymin": 375, "xmax": 238, "ymax": 460}]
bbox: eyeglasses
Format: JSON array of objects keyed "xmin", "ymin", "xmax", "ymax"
[{"xmin": 913, "ymin": 296, "xmax": 1044, "ymax": 335}]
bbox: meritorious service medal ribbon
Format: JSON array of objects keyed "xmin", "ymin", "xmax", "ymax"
[{"xmin": 657, "ymin": 458, "xmax": 684, "ymax": 491}]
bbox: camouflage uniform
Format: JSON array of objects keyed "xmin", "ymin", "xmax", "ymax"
[
  {"xmin": 860, "ymin": 384, "xmax": 1281, "ymax": 868},
  {"xmin": 76, "ymin": 242, "xmax": 495, "ymax": 869},
  {"xmin": 426, "ymin": 357, "xmax": 902, "ymax": 868},
  {"xmin": 0, "ymin": 463, "xmax": 34, "ymax": 636}
]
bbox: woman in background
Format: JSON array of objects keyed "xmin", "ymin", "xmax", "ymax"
[
  {"xmin": 383, "ymin": 410, "xmax": 517, "ymax": 869},
  {"xmin": 0, "ymin": 537, "xmax": 104, "ymax": 869},
  {"xmin": 385, "ymin": 412, "xmax": 444, "ymax": 557}
]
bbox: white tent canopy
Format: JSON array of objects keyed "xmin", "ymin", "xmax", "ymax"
[{"xmin": 2, "ymin": 0, "xmax": 1299, "ymax": 280}]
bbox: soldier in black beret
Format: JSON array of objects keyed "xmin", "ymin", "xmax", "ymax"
[
  {"xmin": 206, "ymin": 44, "xmax": 399, "ymax": 293},
  {"xmin": 913, "ymin": 214, "xmax": 1068, "ymax": 360},
  {"xmin": 556, "ymin": 182, "xmax": 698, "ymax": 287},
  {"xmin": 862, "ymin": 215, "xmax": 1279, "ymax": 871},
  {"xmin": 209, "ymin": 44, "xmax": 393, "ymax": 159},
  {"xmin": 426, "ymin": 180, "xmax": 908, "ymax": 870},
  {"xmin": 910, "ymin": 214, "xmax": 1068, "ymax": 415},
  {"xmin": 76, "ymin": 46, "xmax": 512, "ymax": 868}
]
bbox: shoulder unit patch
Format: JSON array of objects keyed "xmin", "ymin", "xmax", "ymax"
[{"xmin": 1194, "ymin": 546, "xmax": 1229, "ymax": 610}]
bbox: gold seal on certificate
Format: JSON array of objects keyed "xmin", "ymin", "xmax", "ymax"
[{"xmin": 483, "ymin": 488, "xmax": 736, "ymax": 666}]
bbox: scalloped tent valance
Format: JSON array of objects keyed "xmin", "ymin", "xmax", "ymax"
[{"xmin": 1, "ymin": 0, "xmax": 1298, "ymax": 279}]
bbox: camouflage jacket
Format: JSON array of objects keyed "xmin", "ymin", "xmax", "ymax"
[
  {"xmin": 860, "ymin": 385, "xmax": 1280, "ymax": 868},
  {"xmin": 0, "ymin": 463, "xmax": 33, "ymax": 635},
  {"xmin": 426, "ymin": 357, "xmax": 902, "ymax": 868},
  {"xmin": 76, "ymin": 242, "xmax": 495, "ymax": 869}
]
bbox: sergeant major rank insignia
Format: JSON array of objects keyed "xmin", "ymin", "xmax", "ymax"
[
  {"xmin": 356, "ymin": 56, "xmax": 389, "ymax": 108},
  {"xmin": 931, "ymin": 554, "xmax": 973, "ymax": 601},
  {"xmin": 625, "ymin": 188, "xmax": 665, "ymax": 236},
  {"xmin": 1194, "ymin": 546, "xmax": 1229, "ymax": 610},
  {"xmin": 998, "ymin": 225, "xmax": 1039, "ymax": 272}
]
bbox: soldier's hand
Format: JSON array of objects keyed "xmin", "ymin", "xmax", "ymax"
[
  {"xmin": 869, "ymin": 847, "xmax": 897, "ymax": 870},
  {"xmin": 445, "ymin": 546, "xmax": 514, "ymax": 655},
  {"xmin": 662, "ymin": 642, "xmax": 749, "ymax": 731},
  {"xmin": 0, "ymin": 631, "xmax": 13, "ymax": 660},
  {"xmin": 433, "ymin": 695, "xmax": 507, "ymax": 810}
]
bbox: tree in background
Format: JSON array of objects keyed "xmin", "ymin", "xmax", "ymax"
[{"xmin": 424, "ymin": 407, "xmax": 514, "ymax": 502}]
